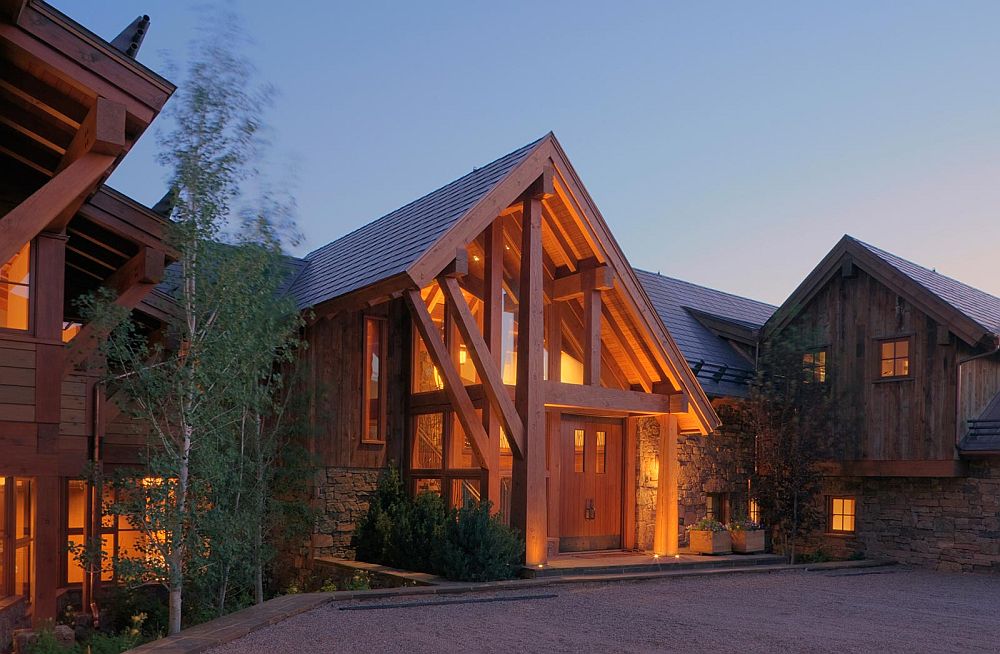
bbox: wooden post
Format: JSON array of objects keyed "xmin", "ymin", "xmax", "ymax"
[
  {"xmin": 31, "ymin": 476, "xmax": 60, "ymax": 623},
  {"xmin": 653, "ymin": 414, "xmax": 679, "ymax": 556},
  {"xmin": 483, "ymin": 220, "xmax": 503, "ymax": 511},
  {"xmin": 582, "ymin": 266, "xmax": 602, "ymax": 385},
  {"xmin": 511, "ymin": 196, "xmax": 547, "ymax": 566}
]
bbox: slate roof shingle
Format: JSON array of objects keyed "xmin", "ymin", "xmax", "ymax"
[
  {"xmin": 634, "ymin": 269, "xmax": 776, "ymax": 398},
  {"xmin": 288, "ymin": 137, "xmax": 545, "ymax": 309},
  {"xmin": 852, "ymin": 237, "xmax": 1000, "ymax": 337}
]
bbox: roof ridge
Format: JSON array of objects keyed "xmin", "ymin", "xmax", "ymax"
[
  {"xmin": 303, "ymin": 135, "xmax": 548, "ymax": 261},
  {"xmin": 632, "ymin": 267, "xmax": 778, "ymax": 310},
  {"xmin": 847, "ymin": 235, "xmax": 1000, "ymax": 302}
]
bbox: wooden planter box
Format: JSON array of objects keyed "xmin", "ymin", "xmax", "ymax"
[
  {"xmin": 688, "ymin": 530, "xmax": 732, "ymax": 555},
  {"xmin": 730, "ymin": 529, "xmax": 765, "ymax": 554}
]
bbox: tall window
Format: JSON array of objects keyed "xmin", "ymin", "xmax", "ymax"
[
  {"xmin": 827, "ymin": 497, "xmax": 856, "ymax": 533},
  {"xmin": 0, "ymin": 243, "xmax": 30, "ymax": 331},
  {"xmin": 879, "ymin": 338, "xmax": 910, "ymax": 379},
  {"xmin": 363, "ymin": 316, "xmax": 387, "ymax": 443},
  {"xmin": 706, "ymin": 493, "xmax": 730, "ymax": 524},
  {"xmin": 0, "ymin": 477, "xmax": 33, "ymax": 599},
  {"xmin": 802, "ymin": 349, "xmax": 827, "ymax": 383},
  {"xmin": 410, "ymin": 410, "xmax": 480, "ymax": 509}
]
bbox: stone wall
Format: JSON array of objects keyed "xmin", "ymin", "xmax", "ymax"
[
  {"xmin": 310, "ymin": 467, "xmax": 382, "ymax": 560},
  {"xmin": 805, "ymin": 459, "xmax": 1000, "ymax": 572},
  {"xmin": 634, "ymin": 412, "xmax": 751, "ymax": 551},
  {"xmin": 0, "ymin": 596, "xmax": 28, "ymax": 653}
]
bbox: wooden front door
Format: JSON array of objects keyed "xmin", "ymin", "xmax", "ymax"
[{"xmin": 559, "ymin": 415, "xmax": 624, "ymax": 552}]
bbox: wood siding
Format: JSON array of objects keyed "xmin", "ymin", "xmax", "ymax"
[
  {"xmin": 782, "ymin": 268, "xmax": 960, "ymax": 462},
  {"xmin": 304, "ymin": 299, "xmax": 408, "ymax": 469}
]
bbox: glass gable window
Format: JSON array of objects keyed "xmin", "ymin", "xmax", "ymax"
[
  {"xmin": 879, "ymin": 338, "xmax": 910, "ymax": 379},
  {"xmin": 0, "ymin": 243, "xmax": 30, "ymax": 331},
  {"xmin": 410, "ymin": 409, "xmax": 480, "ymax": 509},
  {"xmin": 363, "ymin": 316, "xmax": 387, "ymax": 443}
]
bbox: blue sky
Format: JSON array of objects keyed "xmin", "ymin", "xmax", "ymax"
[{"xmin": 56, "ymin": 1, "xmax": 1000, "ymax": 305}]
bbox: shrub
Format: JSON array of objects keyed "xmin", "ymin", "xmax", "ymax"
[
  {"xmin": 727, "ymin": 519, "xmax": 763, "ymax": 532},
  {"xmin": 353, "ymin": 469, "xmax": 525, "ymax": 581},
  {"xmin": 352, "ymin": 468, "xmax": 406, "ymax": 564},
  {"xmin": 437, "ymin": 501, "xmax": 524, "ymax": 582}
]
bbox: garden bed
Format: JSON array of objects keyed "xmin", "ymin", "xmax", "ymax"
[{"xmin": 306, "ymin": 557, "xmax": 435, "ymax": 592}]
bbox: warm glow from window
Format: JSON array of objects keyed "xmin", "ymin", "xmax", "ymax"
[
  {"xmin": 573, "ymin": 429, "xmax": 585, "ymax": 473},
  {"xmin": 749, "ymin": 499, "xmax": 761, "ymax": 523},
  {"xmin": 363, "ymin": 317, "xmax": 387, "ymax": 443},
  {"xmin": 595, "ymin": 431, "xmax": 607, "ymax": 474},
  {"xmin": 0, "ymin": 243, "xmax": 30, "ymax": 331},
  {"xmin": 803, "ymin": 349, "xmax": 827, "ymax": 383},
  {"xmin": 560, "ymin": 351, "xmax": 585, "ymax": 384},
  {"xmin": 829, "ymin": 497, "xmax": 856, "ymax": 533},
  {"xmin": 62, "ymin": 321, "xmax": 82, "ymax": 342},
  {"xmin": 880, "ymin": 339, "xmax": 910, "ymax": 378}
]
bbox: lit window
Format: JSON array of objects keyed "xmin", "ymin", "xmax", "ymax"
[
  {"xmin": 0, "ymin": 243, "xmax": 30, "ymax": 331},
  {"xmin": 879, "ymin": 338, "xmax": 910, "ymax": 378},
  {"xmin": 573, "ymin": 429, "xmax": 585, "ymax": 473},
  {"xmin": 802, "ymin": 349, "xmax": 827, "ymax": 383},
  {"xmin": 828, "ymin": 497, "xmax": 856, "ymax": 533},
  {"xmin": 748, "ymin": 499, "xmax": 761, "ymax": 524},
  {"xmin": 62, "ymin": 321, "xmax": 82, "ymax": 343},
  {"xmin": 363, "ymin": 316, "xmax": 387, "ymax": 443},
  {"xmin": 706, "ymin": 493, "xmax": 729, "ymax": 523},
  {"xmin": 595, "ymin": 431, "xmax": 607, "ymax": 474},
  {"xmin": 0, "ymin": 477, "xmax": 34, "ymax": 598}
]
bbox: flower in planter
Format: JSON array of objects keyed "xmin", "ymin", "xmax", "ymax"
[
  {"xmin": 727, "ymin": 519, "xmax": 763, "ymax": 532},
  {"xmin": 686, "ymin": 518, "xmax": 727, "ymax": 532}
]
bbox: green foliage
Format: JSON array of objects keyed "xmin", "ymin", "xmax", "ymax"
[
  {"xmin": 25, "ymin": 630, "xmax": 66, "ymax": 654},
  {"xmin": 26, "ymin": 614, "xmax": 148, "ymax": 654},
  {"xmin": 436, "ymin": 501, "xmax": 524, "ymax": 582},
  {"xmin": 687, "ymin": 518, "xmax": 727, "ymax": 533},
  {"xmin": 353, "ymin": 469, "xmax": 524, "ymax": 582},
  {"xmin": 743, "ymin": 325, "xmax": 836, "ymax": 563},
  {"xmin": 727, "ymin": 519, "xmax": 763, "ymax": 532},
  {"xmin": 342, "ymin": 571, "xmax": 373, "ymax": 591},
  {"xmin": 100, "ymin": 585, "xmax": 169, "ymax": 641}
]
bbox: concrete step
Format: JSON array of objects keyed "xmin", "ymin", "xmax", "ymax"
[{"xmin": 521, "ymin": 553, "xmax": 787, "ymax": 578}]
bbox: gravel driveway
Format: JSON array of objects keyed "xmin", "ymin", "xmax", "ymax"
[{"xmin": 208, "ymin": 568, "xmax": 1000, "ymax": 653}]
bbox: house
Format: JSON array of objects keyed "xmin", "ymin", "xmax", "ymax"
[
  {"xmin": 0, "ymin": 0, "xmax": 173, "ymax": 639},
  {"xmin": 635, "ymin": 271, "xmax": 775, "ymax": 541},
  {"xmin": 286, "ymin": 133, "xmax": 721, "ymax": 568},
  {"xmin": 764, "ymin": 235, "xmax": 1000, "ymax": 571}
]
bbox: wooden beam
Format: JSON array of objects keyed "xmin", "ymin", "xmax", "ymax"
[
  {"xmin": 582, "ymin": 269, "xmax": 602, "ymax": 386},
  {"xmin": 547, "ymin": 301, "xmax": 562, "ymax": 383},
  {"xmin": 653, "ymin": 414, "xmax": 679, "ymax": 556},
  {"xmin": 439, "ymin": 276, "xmax": 525, "ymax": 459},
  {"xmin": 439, "ymin": 248, "xmax": 469, "ymax": 278},
  {"xmin": 0, "ymin": 151, "xmax": 114, "ymax": 264},
  {"xmin": 63, "ymin": 247, "xmax": 165, "ymax": 374},
  {"xmin": 602, "ymin": 304, "xmax": 653, "ymax": 393},
  {"xmin": 552, "ymin": 264, "xmax": 613, "ymax": 301},
  {"xmin": 511, "ymin": 196, "xmax": 547, "ymax": 566},
  {"xmin": 482, "ymin": 219, "xmax": 504, "ymax": 510},
  {"xmin": 543, "ymin": 380, "xmax": 686, "ymax": 415},
  {"xmin": 56, "ymin": 97, "xmax": 126, "ymax": 173},
  {"xmin": 404, "ymin": 289, "xmax": 491, "ymax": 470}
]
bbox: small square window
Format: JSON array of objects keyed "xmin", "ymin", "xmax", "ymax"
[
  {"xmin": 827, "ymin": 496, "xmax": 856, "ymax": 533},
  {"xmin": 879, "ymin": 338, "xmax": 910, "ymax": 379}
]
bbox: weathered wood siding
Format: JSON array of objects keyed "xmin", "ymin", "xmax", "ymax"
[
  {"xmin": 0, "ymin": 340, "xmax": 36, "ymax": 422},
  {"xmin": 304, "ymin": 298, "xmax": 408, "ymax": 469},
  {"xmin": 782, "ymin": 268, "xmax": 959, "ymax": 461},
  {"xmin": 958, "ymin": 349, "xmax": 1000, "ymax": 429}
]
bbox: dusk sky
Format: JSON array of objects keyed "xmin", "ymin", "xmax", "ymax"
[{"xmin": 55, "ymin": 1, "xmax": 1000, "ymax": 305}]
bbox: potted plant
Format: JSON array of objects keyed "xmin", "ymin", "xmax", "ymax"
[
  {"xmin": 728, "ymin": 520, "xmax": 765, "ymax": 553},
  {"xmin": 686, "ymin": 518, "xmax": 732, "ymax": 555}
]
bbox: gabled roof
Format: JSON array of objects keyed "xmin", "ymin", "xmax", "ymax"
[
  {"xmin": 286, "ymin": 133, "xmax": 720, "ymax": 434},
  {"xmin": 636, "ymin": 270, "xmax": 776, "ymax": 398},
  {"xmin": 766, "ymin": 235, "xmax": 1000, "ymax": 349},
  {"xmin": 288, "ymin": 137, "xmax": 544, "ymax": 309}
]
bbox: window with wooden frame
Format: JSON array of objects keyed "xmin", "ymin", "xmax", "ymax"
[
  {"xmin": 0, "ymin": 242, "xmax": 31, "ymax": 331},
  {"xmin": 0, "ymin": 477, "xmax": 33, "ymax": 600},
  {"xmin": 362, "ymin": 316, "xmax": 388, "ymax": 444},
  {"xmin": 802, "ymin": 349, "xmax": 827, "ymax": 383},
  {"xmin": 878, "ymin": 337, "xmax": 911, "ymax": 379},
  {"xmin": 706, "ymin": 492, "xmax": 730, "ymax": 524},
  {"xmin": 827, "ymin": 496, "xmax": 856, "ymax": 534},
  {"xmin": 409, "ymin": 409, "xmax": 481, "ymax": 509}
]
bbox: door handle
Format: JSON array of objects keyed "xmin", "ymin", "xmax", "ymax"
[{"xmin": 585, "ymin": 499, "xmax": 596, "ymax": 520}]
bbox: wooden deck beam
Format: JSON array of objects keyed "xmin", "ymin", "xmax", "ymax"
[
  {"xmin": 405, "ymin": 288, "xmax": 492, "ymax": 471},
  {"xmin": 543, "ymin": 381, "xmax": 687, "ymax": 415}
]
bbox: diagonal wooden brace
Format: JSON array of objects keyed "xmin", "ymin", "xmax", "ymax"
[{"xmin": 404, "ymin": 288, "xmax": 492, "ymax": 471}]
